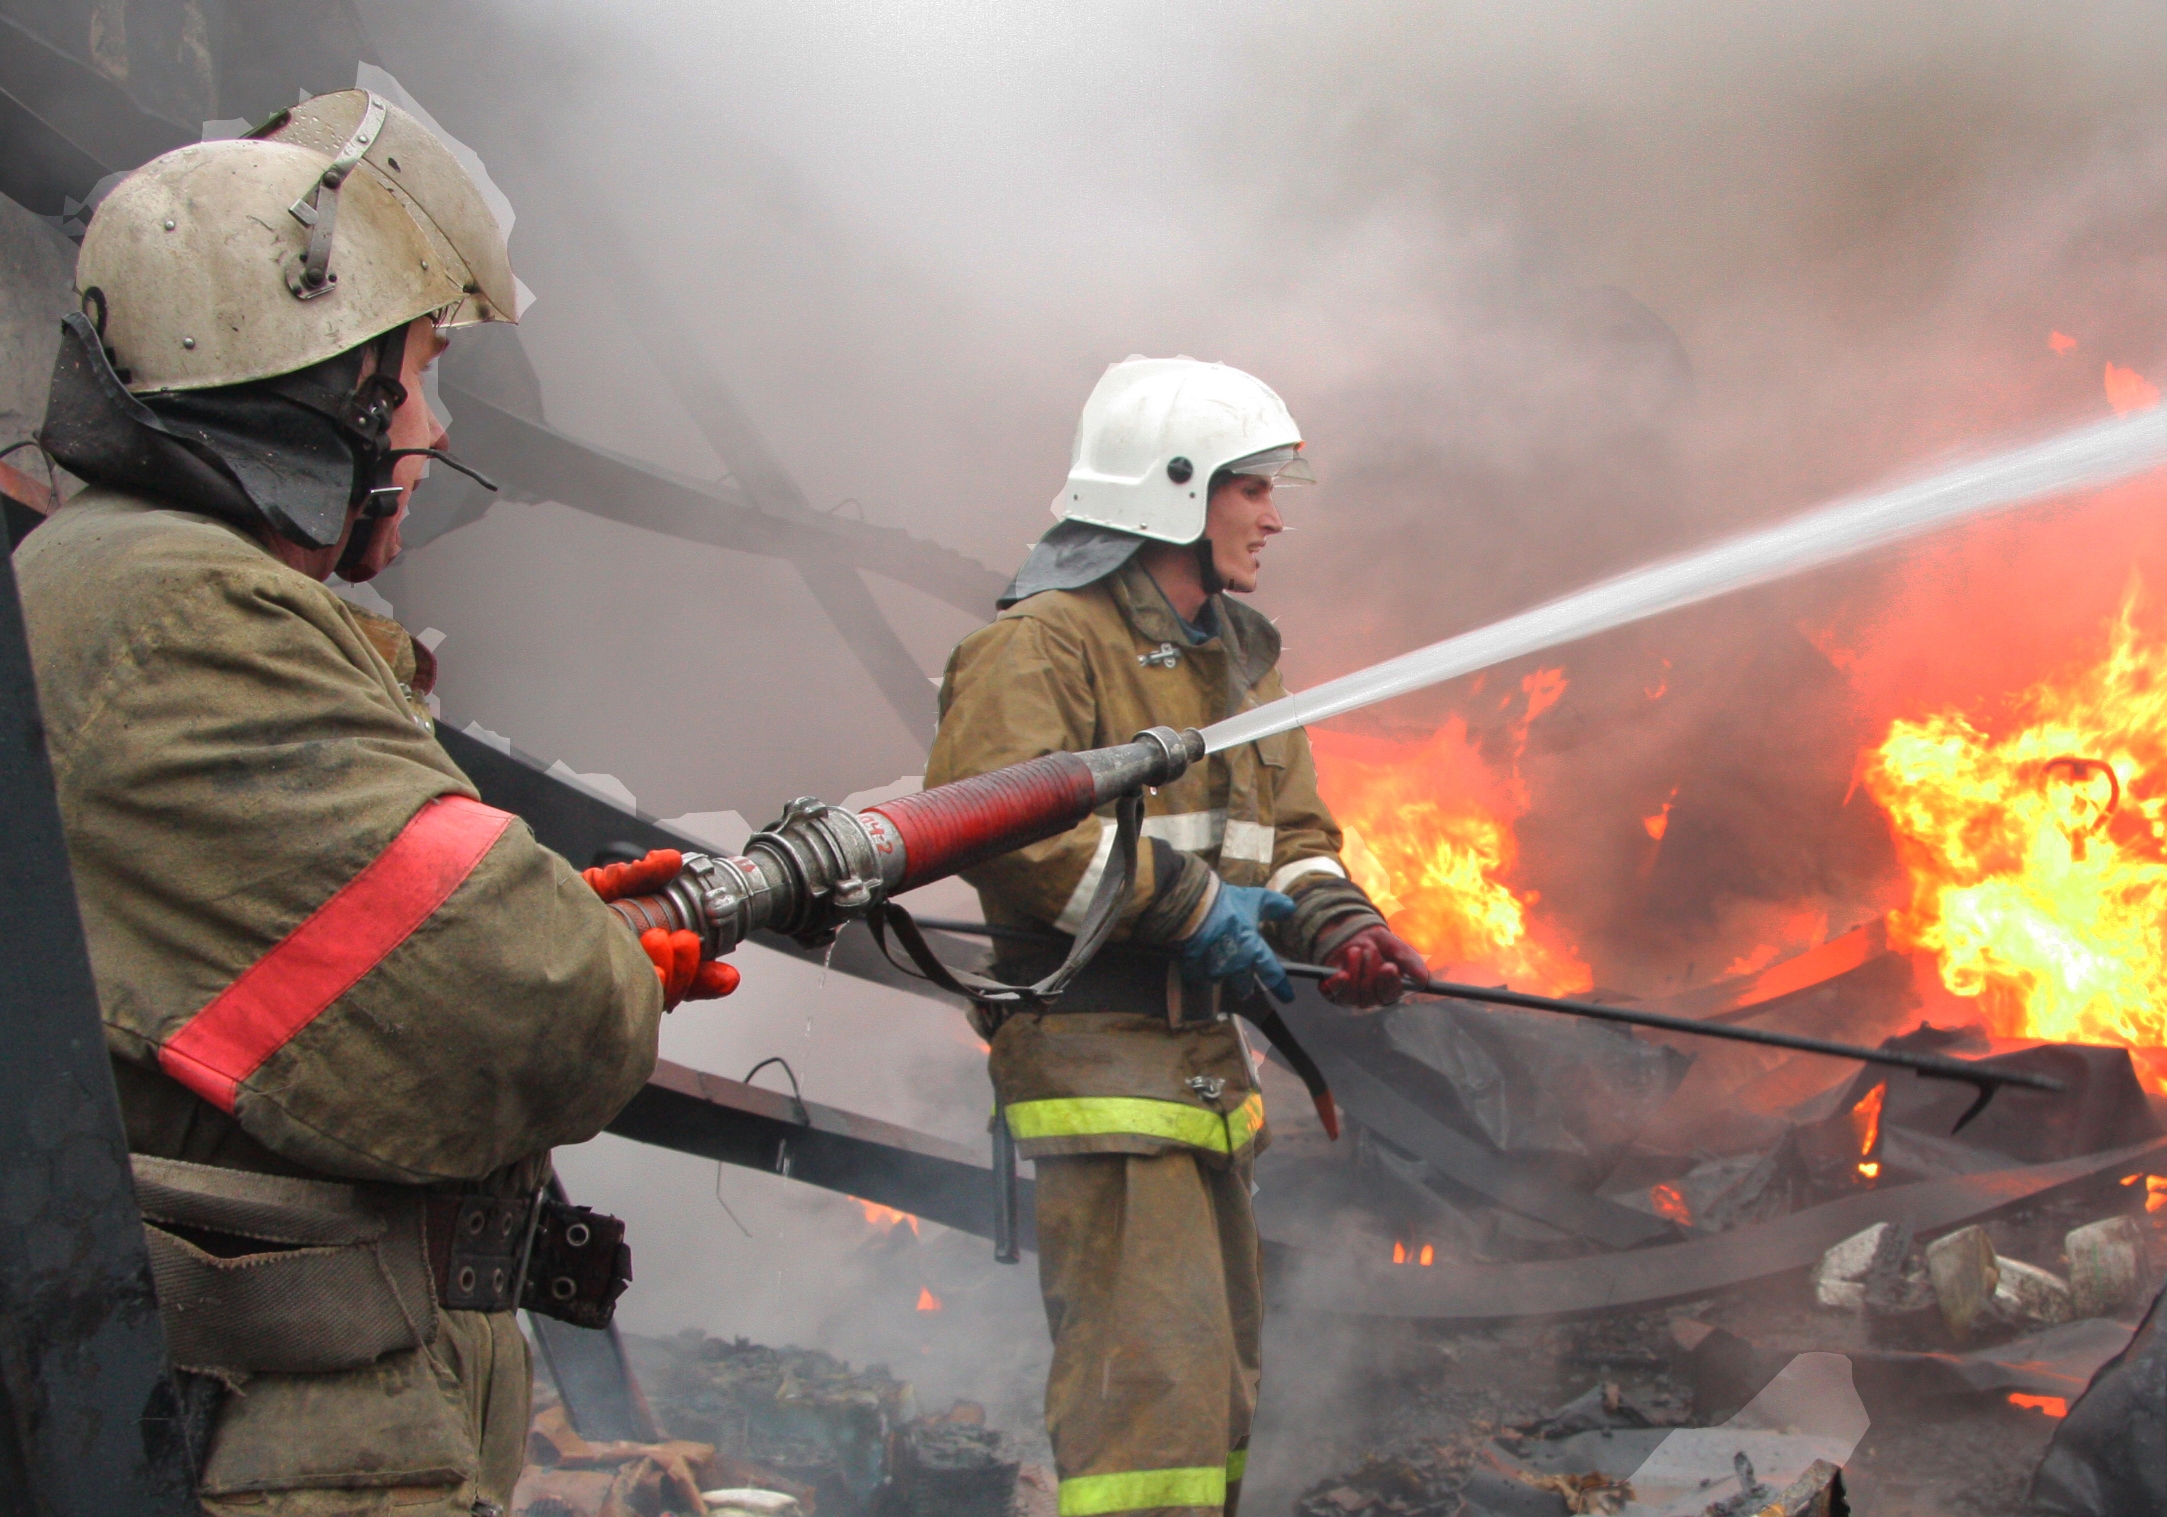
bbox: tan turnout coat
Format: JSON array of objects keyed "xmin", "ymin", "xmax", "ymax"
[
  {"xmin": 925, "ymin": 558, "xmax": 1370, "ymax": 1163},
  {"xmin": 17, "ymin": 488, "xmax": 662, "ymax": 1513}
]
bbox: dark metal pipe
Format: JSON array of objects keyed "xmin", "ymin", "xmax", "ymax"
[{"xmin": 906, "ymin": 916, "xmax": 2066, "ymax": 1127}]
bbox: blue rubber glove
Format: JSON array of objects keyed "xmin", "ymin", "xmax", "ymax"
[{"xmin": 1180, "ymin": 884, "xmax": 1297, "ymax": 1003}]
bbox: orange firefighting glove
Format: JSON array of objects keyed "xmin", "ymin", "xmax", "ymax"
[
  {"xmin": 582, "ymin": 849, "xmax": 742, "ymax": 1009},
  {"xmin": 582, "ymin": 848, "xmax": 684, "ymax": 902},
  {"xmin": 1322, "ymin": 924, "xmax": 1430, "ymax": 1009},
  {"xmin": 639, "ymin": 927, "xmax": 741, "ymax": 1009}
]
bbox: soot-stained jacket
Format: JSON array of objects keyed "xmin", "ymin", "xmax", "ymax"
[
  {"xmin": 16, "ymin": 488, "xmax": 663, "ymax": 1187},
  {"xmin": 925, "ymin": 557, "xmax": 1384, "ymax": 1162}
]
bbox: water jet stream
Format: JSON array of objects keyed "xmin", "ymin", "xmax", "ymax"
[{"xmin": 1203, "ymin": 407, "xmax": 2167, "ymax": 753}]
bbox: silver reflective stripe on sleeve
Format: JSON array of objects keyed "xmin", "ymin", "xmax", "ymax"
[
  {"xmin": 1222, "ymin": 819, "xmax": 1276, "ymax": 864},
  {"xmin": 1141, "ymin": 808, "xmax": 1227, "ymax": 851},
  {"xmin": 1268, "ymin": 855, "xmax": 1346, "ymax": 893},
  {"xmin": 1053, "ymin": 821, "xmax": 1120, "ymax": 934}
]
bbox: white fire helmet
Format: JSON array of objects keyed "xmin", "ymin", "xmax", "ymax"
[
  {"xmin": 1055, "ymin": 357, "xmax": 1314, "ymax": 545},
  {"xmin": 74, "ymin": 89, "xmax": 516, "ymax": 395}
]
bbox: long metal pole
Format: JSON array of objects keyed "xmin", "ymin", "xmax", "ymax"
[{"xmin": 909, "ymin": 916, "xmax": 2067, "ymax": 1111}]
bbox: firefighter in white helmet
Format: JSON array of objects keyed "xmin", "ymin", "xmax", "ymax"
[
  {"xmin": 20, "ymin": 92, "xmax": 734, "ymax": 1514},
  {"xmin": 925, "ymin": 357, "xmax": 1428, "ymax": 1516}
]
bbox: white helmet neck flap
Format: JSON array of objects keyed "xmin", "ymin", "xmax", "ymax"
[{"xmin": 1056, "ymin": 357, "xmax": 1308, "ymax": 545}]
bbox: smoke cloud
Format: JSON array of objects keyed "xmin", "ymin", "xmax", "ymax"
[{"xmin": 335, "ymin": 0, "xmax": 2167, "ymax": 1492}]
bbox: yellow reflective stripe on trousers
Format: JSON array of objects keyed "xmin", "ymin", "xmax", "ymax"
[
  {"xmin": 1007, "ymin": 1092, "xmax": 1265, "ymax": 1153},
  {"xmin": 1059, "ymin": 1465, "xmax": 1227, "ymax": 1515},
  {"xmin": 1226, "ymin": 1447, "xmax": 1248, "ymax": 1483}
]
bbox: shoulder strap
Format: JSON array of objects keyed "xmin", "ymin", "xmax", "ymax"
[{"xmin": 867, "ymin": 790, "xmax": 1145, "ymax": 1013}]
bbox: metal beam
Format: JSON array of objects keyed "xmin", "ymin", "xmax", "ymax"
[
  {"xmin": 608, "ymin": 1061, "xmax": 1034, "ymax": 1247},
  {"xmin": 0, "ymin": 538, "xmax": 195, "ymax": 1514},
  {"xmin": 436, "ymin": 382, "xmax": 1006, "ymax": 622}
]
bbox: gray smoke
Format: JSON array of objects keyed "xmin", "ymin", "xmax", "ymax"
[{"xmin": 339, "ymin": 0, "xmax": 2167, "ymax": 1492}]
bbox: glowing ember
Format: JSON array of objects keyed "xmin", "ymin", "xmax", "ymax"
[
  {"xmin": 855, "ymin": 1199, "xmax": 920, "ymax": 1235},
  {"xmin": 1850, "ymin": 1083, "xmax": 1886, "ymax": 1182},
  {"xmin": 1418, "ymin": 1244, "xmax": 1435, "ymax": 1267},
  {"xmin": 1314, "ymin": 674, "xmax": 1591, "ymax": 995},
  {"xmin": 2008, "ymin": 1394, "xmax": 2068, "ymax": 1418},
  {"xmin": 2105, "ymin": 362, "xmax": 2160, "ymax": 416},
  {"xmin": 1866, "ymin": 585, "xmax": 2167, "ymax": 1057},
  {"xmin": 1648, "ymin": 1183, "xmax": 1692, "ymax": 1224},
  {"xmin": 916, "ymin": 1287, "xmax": 942, "ymax": 1312},
  {"xmin": 2118, "ymin": 1172, "xmax": 2167, "ymax": 1209},
  {"xmin": 1643, "ymin": 787, "xmax": 1678, "ymax": 841}
]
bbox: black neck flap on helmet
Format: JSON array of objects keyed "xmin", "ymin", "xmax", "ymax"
[
  {"xmin": 999, "ymin": 519, "xmax": 1152, "ymax": 609},
  {"xmin": 40, "ymin": 309, "xmax": 494, "ymax": 575}
]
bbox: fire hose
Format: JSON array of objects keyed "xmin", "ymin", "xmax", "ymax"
[{"xmin": 594, "ymin": 720, "xmax": 2064, "ymax": 1254}]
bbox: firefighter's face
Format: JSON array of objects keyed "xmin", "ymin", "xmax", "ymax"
[{"xmin": 1204, "ymin": 473, "xmax": 1283, "ymax": 594}]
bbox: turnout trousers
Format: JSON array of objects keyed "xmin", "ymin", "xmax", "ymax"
[{"xmin": 1035, "ymin": 1148, "xmax": 1263, "ymax": 1517}]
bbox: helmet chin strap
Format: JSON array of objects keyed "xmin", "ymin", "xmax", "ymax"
[
  {"xmin": 332, "ymin": 322, "xmax": 497, "ymax": 581},
  {"xmin": 1194, "ymin": 537, "xmax": 1225, "ymax": 598}
]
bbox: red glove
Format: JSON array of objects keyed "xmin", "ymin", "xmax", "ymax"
[
  {"xmin": 639, "ymin": 927, "xmax": 741, "ymax": 1009},
  {"xmin": 582, "ymin": 848, "xmax": 684, "ymax": 902},
  {"xmin": 1322, "ymin": 925, "xmax": 1430, "ymax": 1008},
  {"xmin": 583, "ymin": 849, "xmax": 742, "ymax": 1008}
]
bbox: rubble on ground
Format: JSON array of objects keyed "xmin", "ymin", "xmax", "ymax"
[{"xmin": 519, "ymin": 1331, "xmax": 1027, "ymax": 1517}]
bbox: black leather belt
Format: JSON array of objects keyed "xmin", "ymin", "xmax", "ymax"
[{"xmin": 422, "ymin": 1191, "xmax": 632, "ymax": 1328}]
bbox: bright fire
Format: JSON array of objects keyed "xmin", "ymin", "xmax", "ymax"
[
  {"xmin": 1314, "ymin": 672, "xmax": 1591, "ymax": 995},
  {"xmin": 1865, "ymin": 584, "xmax": 2167, "ymax": 1051},
  {"xmin": 2008, "ymin": 1394, "xmax": 2068, "ymax": 1418},
  {"xmin": 1648, "ymin": 1183, "xmax": 1692, "ymax": 1224},
  {"xmin": 855, "ymin": 1199, "xmax": 920, "ymax": 1235},
  {"xmin": 916, "ymin": 1287, "xmax": 942, "ymax": 1312},
  {"xmin": 1389, "ymin": 1241, "xmax": 1436, "ymax": 1266},
  {"xmin": 1850, "ymin": 1083, "xmax": 1886, "ymax": 1183},
  {"xmin": 2115, "ymin": 1171, "xmax": 2166, "ymax": 1210}
]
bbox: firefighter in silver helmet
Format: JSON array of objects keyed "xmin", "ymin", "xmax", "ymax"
[
  {"xmin": 925, "ymin": 357, "xmax": 1428, "ymax": 1516},
  {"xmin": 19, "ymin": 92, "xmax": 734, "ymax": 1514}
]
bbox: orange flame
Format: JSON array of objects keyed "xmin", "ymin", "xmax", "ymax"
[
  {"xmin": 1392, "ymin": 1240, "xmax": 1408, "ymax": 1264},
  {"xmin": 916, "ymin": 1287, "xmax": 942, "ymax": 1312},
  {"xmin": 1313, "ymin": 679, "xmax": 1591, "ymax": 996},
  {"xmin": 1643, "ymin": 787, "xmax": 1678, "ymax": 841},
  {"xmin": 2105, "ymin": 363, "xmax": 2160, "ymax": 416},
  {"xmin": 2050, "ymin": 330, "xmax": 2078, "ymax": 355},
  {"xmin": 1648, "ymin": 1183, "xmax": 1692, "ymax": 1224},
  {"xmin": 854, "ymin": 1199, "xmax": 920, "ymax": 1235},
  {"xmin": 1419, "ymin": 1244, "xmax": 1436, "ymax": 1267},
  {"xmin": 1850, "ymin": 1083, "xmax": 1886, "ymax": 1182},
  {"xmin": 1865, "ymin": 583, "xmax": 2167, "ymax": 1062},
  {"xmin": 2152, "ymin": 1175, "xmax": 2167, "ymax": 1214},
  {"xmin": 2009, "ymin": 1394, "xmax": 2068, "ymax": 1418}
]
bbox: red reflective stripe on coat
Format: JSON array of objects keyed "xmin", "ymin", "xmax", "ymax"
[{"xmin": 158, "ymin": 795, "xmax": 515, "ymax": 1112}]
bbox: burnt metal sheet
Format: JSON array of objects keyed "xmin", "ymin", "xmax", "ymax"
[
  {"xmin": 1276, "ymin": 994, "xmax": 1689, "ymax": 1250},
  {"xmin": 606, "ymin": 1059, "xmax": 1035, "ymax": 1249},
  {"xmin": 1275, "ymin": 1135, "xmax": 2167, "ymax": 1322},
  {"xmin": 2028, "ymin": 1279, "xmax": 2167, "ymax": 1515},
  {"xmin": 0, "ymin": 538, "xmax": 195, "ymax": 1512}
]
